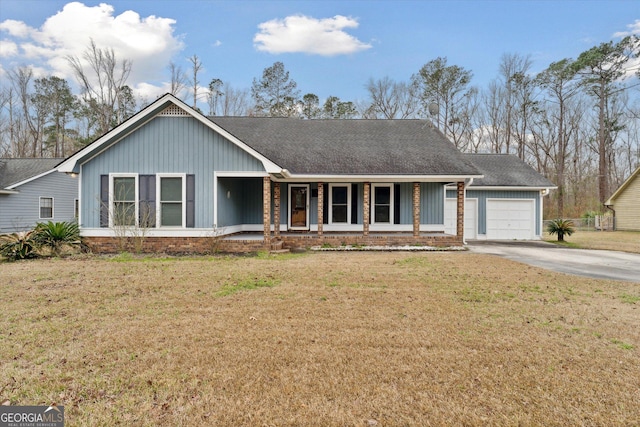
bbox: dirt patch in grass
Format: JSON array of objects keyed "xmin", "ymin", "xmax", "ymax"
[
  {"xmin": 544, "ymin": 230, "xmax": 640, "ymax": 253},
  {"xmin": 1, "ymin": 252, "xmax": 638, "ymax": 425}
]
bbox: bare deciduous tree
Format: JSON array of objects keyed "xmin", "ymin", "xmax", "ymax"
[{"xmin": 67, "ymin": 39, "xmax": 132, "ymax": 137}]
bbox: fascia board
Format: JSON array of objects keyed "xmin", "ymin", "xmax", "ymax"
[
  {"xmin": 272, "ymin": 174, "xmax": 484, "ymax": 183},
  {"xmin": 445, "ymin": 185, "xmax": 557, "ymax": 191}
]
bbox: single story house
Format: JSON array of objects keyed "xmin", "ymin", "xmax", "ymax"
[
  {"xmin": 0, "ymin": 158, "xmax": 78, "ymax": 233},
  {"xmin": 605, "ymin": 166, "xmax": 640, "ymax": 231},
  {"xmin": 56, "ymin": 94, "xmax": 554, "ymax": 253},
  {"xmin": 445, "ymin": 154, "xmax": 555, "ymax": 240}
]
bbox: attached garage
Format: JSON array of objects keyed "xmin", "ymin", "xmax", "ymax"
[
  {"xmin": 445, "ymin": 154, "xmax": 556, "ymax": 241},
  {"xmin": 486, "ymin": 199, "xmax": 535, "ymax": 240}
]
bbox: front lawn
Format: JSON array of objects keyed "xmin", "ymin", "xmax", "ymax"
[
  {"xmin": 544, "ymin": 229, "xmax": 640, "ymax": 253},
  {"xmin": 1, "ymin": 252, "xmax": 638, "ymax": 425}
]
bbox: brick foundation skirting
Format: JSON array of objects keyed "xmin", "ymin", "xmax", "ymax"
[{"xmin": 83, "ymin": 233, "xmax": 462, "ymax": 255}]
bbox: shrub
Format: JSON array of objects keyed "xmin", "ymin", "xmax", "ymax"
[
  {"xmin": 0, "ymin": 231, "xmax": 39, "ymax": 261},
  {"xmin": 547, "ymin": 218, "xmax": 575, "ymax": 242},
  {"xmin": 34, "ymin": 221, "xmax": 81, "ymax": 256}
]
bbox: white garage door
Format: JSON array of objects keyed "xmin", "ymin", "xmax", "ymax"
[
  {"xmin": 445, "ymin": 198, "xmax": 477, "ymax": 239},
  {"xmin": 486, "ymin": 199, "xmax": 535, "ymax": 240}
]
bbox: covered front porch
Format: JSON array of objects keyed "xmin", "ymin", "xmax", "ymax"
[{"xmin": 217, "ymin": 178, "xmax": 467, "ymax": 252}]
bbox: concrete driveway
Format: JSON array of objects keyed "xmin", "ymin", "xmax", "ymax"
[{"xmin": 467, "ymin": 241, "xmax": 640, "ymax": 283}]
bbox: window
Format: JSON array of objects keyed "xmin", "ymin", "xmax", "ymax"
[
  {"xmin": 372, "ymin": 184, "xmax": 393, "ymax": 224},
  {"xmin": 159, "ymin": 175, "xmax": 185, "ymax": 227},
  {"xmin": 329, "ymin": 184, "xmax": 351, "ymax": 224},
  {"xmin": 39, "ymin": 197, "xmax": 53, "ymax": 219},
  {"xmin": 112, "ymin": 176, "xmax": 136, "ymax": 226}
]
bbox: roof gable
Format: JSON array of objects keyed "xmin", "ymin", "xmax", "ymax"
[
  {"xmin": 56, "ymin": 94, "xmax": 281, "ymax": 174},
  {"xmin": 210, "ymin": 117, "xmax": 480, "ymax": 177},
  {"xmin": 606, "ymin": 166, "xmax": 640, "ymax": 205}
]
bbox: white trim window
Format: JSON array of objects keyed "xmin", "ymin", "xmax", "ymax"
[
  {"xmin": 372, "ymin": 184, "xmax": 394, "ymax": 224},
  {"xmin": 110, "ymin": 174, "xmax": 138, "ymax": 227},
  {"xmin": 329, "ymin": 183, "xmax": 351, "ymax": 224},
  {"xmin": 39, "ymin": 197, "xmax": 54, "ymax": 219},
  {"xmin": 157, "ymin": 174, "xmax": 186, "ymax": 227}
]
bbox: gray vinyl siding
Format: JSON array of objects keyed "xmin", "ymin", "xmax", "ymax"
[
  {"xmin": 0, "ymin": 172, "xmax": 78, "ymax": 233},
  {"xmin": 80, "ymin": 116, "xmax": 266, "ymax": 228},
  {"xmin": 447, "ymin": 189, "xmax": 541, "ymax": 235}
]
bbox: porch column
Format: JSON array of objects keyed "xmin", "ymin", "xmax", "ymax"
[
  {"xmin": 413, "ymin": 182, "xmax": 420, "ymax": 237},
  {"xmin": 456, "ymin": 181, "xmax": 464, "ymax": 240},
  {"xmin": 263, "ymin": 176, "xmax": 271, "ymax": 245},
  {"xmin": 363, "ymin": 182, "xmax": 370, "ymax": 236},
  {"xmin": 273, "ymin": 182, "xmax": 281, "ymax": 237},
  {"xmin": 317, "ymin": 182, "xmax": 324, "ymax": 236}
]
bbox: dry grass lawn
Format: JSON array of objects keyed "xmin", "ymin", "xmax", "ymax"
[
  {"xmin": 544, "ymin": 230, "xmax": 640, "ymax": 253},
  {"xmin": 1, "ymin": 251, "xmax": 639, "ymax": 426}
]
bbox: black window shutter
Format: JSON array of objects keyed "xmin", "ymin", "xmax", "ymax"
[
  {"xmin": 186, "ymin": 174, "xmax": 195, "ymax": 228},
  {"xmin": 139, "ymin": 175, "xmax": 156, "ymax": 227},
  {"xmin": 351, "ymin": 184, "xmax": 358, "ymax": 224},
  {"xmin": 323, "ymin": 185, "xmax": 328, "ymax": 224},
  {"xmin": 394, "ymin": 184, "xmax": 400, "ymax": 224},
  {"xmin": 100, "ymin": 175, "xmax": 109, "ymax": 227}
]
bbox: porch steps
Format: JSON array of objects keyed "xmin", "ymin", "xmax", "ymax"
[{"xmin": 269, "ymin": 239, "xmax": 290, "ymax": 254}]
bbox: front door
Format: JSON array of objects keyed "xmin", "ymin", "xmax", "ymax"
[{"xmin": 289, "ymin": 185, "xmax": 309, "ymax": 230}]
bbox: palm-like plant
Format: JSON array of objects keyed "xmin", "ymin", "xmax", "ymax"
[
  {"xmin": 547, "ymin": 218, "xmax": 575, "ymax": 242},
  {"xmin": 0, "ymin": 230, "xmax": 39, "ymax": 261},
  {"xmin": 34, "ymin": 221, "xmax": 80, "ymax": 256}
]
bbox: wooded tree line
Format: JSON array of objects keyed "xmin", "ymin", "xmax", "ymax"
[{"xmin": 1, "ymin": 36, "xmax": 639, "ymax": 218}]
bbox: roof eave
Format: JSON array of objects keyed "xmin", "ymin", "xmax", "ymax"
[{"xmin": 273, "ymin": 173, "xmax": 484, "ymax": 183}]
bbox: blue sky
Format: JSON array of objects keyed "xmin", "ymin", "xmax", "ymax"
[{"xmin": 1, "ymin": 0, "xmax": 638, "ymax": 107}]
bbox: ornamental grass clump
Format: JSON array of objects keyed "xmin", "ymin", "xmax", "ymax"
[
  {"xmin": 0, "ymin": 230, "xmax": 39, "ymax": 261},
  {"xmin": 547, "ymin": 218, "xmax": 575, "ymax": 241},
  {"xmin": 33, "ymin": 220, "xmax": 81, "ymax": 256}
]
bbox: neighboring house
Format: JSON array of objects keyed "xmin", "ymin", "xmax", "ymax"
[
  {"xmin": 57, "ymin": 94, "xmax": 552, "ymax": 253},
  {"xmin": 0, "ymin": 158, "xmax": 79, "ymax": 233},
  {"xmin": 605, "ymin": 166, "xmax": 640, "ymax": 231},
  {"xmin": 445, "ymin": 154, "xmax": 555, "ymax": 240}
]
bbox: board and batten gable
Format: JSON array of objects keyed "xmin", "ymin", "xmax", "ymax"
[
  {"xmin": 79, "ymin": 115, "xmax": 266, "ymax": 229},
  {"xmin": 0, "ymin": 171, "xmax": 78, "ymax": 233}
]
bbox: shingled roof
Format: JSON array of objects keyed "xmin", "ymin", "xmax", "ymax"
[
  {"xmin": 210, "ymin": 117, "xmax": 481, "ymax": 177},
  {"xmin": 0, "ymin": 158, "xmax": 64, "ymax": 190},
  {"xmin": 464, "ymin": 154, "xmax": 555, "ymax": 188}
]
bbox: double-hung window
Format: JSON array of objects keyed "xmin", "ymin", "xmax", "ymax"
[
  {"xmin": 39, "ymin": 197, "xmax": 53, "ymax": 219},
  {"xmin": 111, "ymin": 175, "xmax": 137, "ymax": 226},
  {"xmin": 158, "ymin": 174, "xmax": 185, "ymax": 227},
  {"xmin": 372, "ymin": 184, "xmax": 393, "ymax": 224},
  {"xmin": 329, "ymin": 184, "xmax": 351, "ymax": 224}
]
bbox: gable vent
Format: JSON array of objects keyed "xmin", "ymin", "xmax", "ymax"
[{"xmin": 159, "ymin": 104, "xmax": 190, "ymax": 116}]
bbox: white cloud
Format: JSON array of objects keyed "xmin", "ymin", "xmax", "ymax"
[
  {"xmin": 0, "ymin": 19, "xmax": 33, "ymax": 38},
  {"xmin": 254, "ymin": 14, "xmax": 372, "ymax": 56},
  {"xmin": 0, "ymin": 2, "xmax": 184, "ymax": 97},
  {"xmin": 0, "ymin": 39, "xmax": 19, "ymax": 57},
  {"xmin": 613, "ymin": 19, "xmax": 640, "ymax": 37}
]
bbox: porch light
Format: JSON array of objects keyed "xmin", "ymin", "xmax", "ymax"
[{"xmin": 66, "ymin": 172, "xmax": 78, "ymax": 178}]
